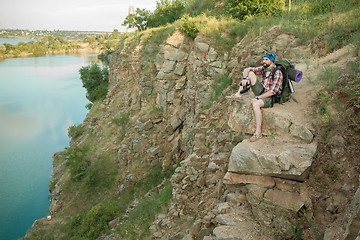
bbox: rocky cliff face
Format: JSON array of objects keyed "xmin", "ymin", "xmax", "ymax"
[
  {"xmin": 105, "ymin": 26, "xmax": 312, "ymax": 239},
  {"xmin": 42, "ymin": 26, "xmax": 359, "ymax": 240}
]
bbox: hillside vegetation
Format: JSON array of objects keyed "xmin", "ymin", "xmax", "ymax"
[
  {"xmin": 0, "ymin": 30, "xmax": 122, "ymax": 59},
  {"xmin": 24, "ymin": 0, "xmax": 360, "ymax": 239}
]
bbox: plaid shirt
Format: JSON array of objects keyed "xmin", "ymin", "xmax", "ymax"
[{"xmin": 248, "ymin": 66, "xmax": 283, "ymax": 94}]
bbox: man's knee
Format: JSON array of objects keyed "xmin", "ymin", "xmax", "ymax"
[
  {"xmin": 251, "ymin": 100, "xmax": 264, "ymax": 109},
  {"xmin": 248, "ymin": 72, "xmax": 257, "ymax": 85}
]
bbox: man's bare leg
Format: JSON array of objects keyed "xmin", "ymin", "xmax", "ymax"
[
  {"xmin": 226, "ymin": 72, "xmax": 258, "ymax": 99},
  {"xmin": 251, "ymin": 96, "xmax": 265, "ymax": 137},
  {"xmin": 248, "ymin": 72, "xmax": 257, "ymax": 86}
]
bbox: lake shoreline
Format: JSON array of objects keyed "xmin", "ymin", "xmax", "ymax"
[{"xmin": 0, "ymin": 47, "xmax": 100, "ymax": 61}]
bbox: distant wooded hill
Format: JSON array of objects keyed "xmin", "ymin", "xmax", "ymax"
[{"xmin": 0, "ymin": 29, "xmax": 111, "ymax": 41}]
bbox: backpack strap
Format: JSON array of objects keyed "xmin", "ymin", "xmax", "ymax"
[{"xmin": 270, "ymin": 65, "xmax": 287, "ymax": 105}]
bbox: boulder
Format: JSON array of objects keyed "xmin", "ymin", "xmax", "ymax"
[
  {"xmin": 228, "ymin": 99, "xmax": 314, "ymax": 142},
  {"xmin": 206, "ymin": 47, "xmax": 218, "ymax": 62},
  {"xmin": 164, "ymin": 45, "xmax": 179, "ymax": 61},
  {"xmin": 263, "ymin": 189, "xmax": 304, "ymax": 211},
  {"xmin": 289, "ymin": 121, "xmax": 314, "ymax": 143},
  {"xmin": 162, "ymin": 60, "xmax": 176, "ymax": 73},
  {"xmin": 174, "ymin": 62, "xmax": 186, "ymax": 76},
  {"xmin": 194, "ymin": 42, "xmax": 209, "ymax": 60},
  {"xmin": 228, "ymin": 137, "xmax": 317, "ymax": 181}
]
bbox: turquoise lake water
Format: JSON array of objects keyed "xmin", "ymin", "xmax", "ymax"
[{"xmin": 0, "ymin": 54, "xmax": 95, "ymax": 239}]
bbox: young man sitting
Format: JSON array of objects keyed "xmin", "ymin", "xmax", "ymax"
[{"xmin": 226, "ymin": 52, "xmax": 283, "ymax": 142}]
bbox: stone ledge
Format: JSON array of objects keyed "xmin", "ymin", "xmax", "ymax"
[
  {"xmin": 228, "ymin": 94, "xmax": 314, "ymax": 143},
  {"xmin": 223, "ymin": 172, "xmax": 275, "ymax": 188},
  {"xmin": 228, "ymin": 138, "xmax": 317, "ymax": 181}
]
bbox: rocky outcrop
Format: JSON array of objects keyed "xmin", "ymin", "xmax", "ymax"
[
  {"xmin": 142, "ymin": 26, "xmax": 321, "ymax": 239},
  {"xmin": 142, "ymin": 26, "xmax": 320, "ymax": 239},
  {"xmin": 228, "ymin": 95, "xmax": 314, "ymax": 143},
  {"xmin": 228, "ymin": 138, "xmax": 317, "ymax": 181},
  {"xmin": 214, "ymin": 26, "xmax": 317, "ymax": 238}
]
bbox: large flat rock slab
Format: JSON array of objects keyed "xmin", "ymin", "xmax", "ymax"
[
  {"xmin": 228, "ymin": 136, "xmax": 317, "ymax": 181},
  {"xmin": 228, "ymin": 95, "xmax": 314, "ymax": 144}
]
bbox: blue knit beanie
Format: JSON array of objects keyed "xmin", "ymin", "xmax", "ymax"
[{"xmin": 264, "ymin": 52, "xmax": 276, "ymax": 63}]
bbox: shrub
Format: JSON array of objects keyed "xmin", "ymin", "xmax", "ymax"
[
  {"xmin": 79, "ymin": 63, "xmax": 109, "ymax": 103},
  {"xmin": 97, "ymin": 50, "xmax": 113, "ymax": 65},
  {"xmin": 83, "ymin": 157, "xmax": 117, "ymax": 193},
  {"xmin": 308, "ymin": 0, "xmax": 335, "ymax": 14},
  {"xmin": 180, "ymin": 15, "xmax": 199, "ymax": 39},
  {"xmin": 65, "ymin": 147, "xmax": 90, "ymax": 182},
  {"xmin": 68, "ymin": 124, "xmax": 86, "ymax": 138},
  {"xmin": 225, "ymin": 0, "xmax": 284, "ymax": 21},
  {"xmin": 85, "ymin": 103, "xmax": 93, "ymax": 110},
  {"xmin": 68, "ymin": 203, "xmax": 119, "ymax": 239}
]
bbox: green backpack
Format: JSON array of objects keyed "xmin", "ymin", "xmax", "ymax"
[{"xmin": 271, "ymin": 59, "xmax": 302, "ymax": 104}]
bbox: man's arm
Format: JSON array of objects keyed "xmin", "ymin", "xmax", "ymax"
[
  {"xmin": 257, "ymin": 91, "xmax": 274, "ymax": 99},
  {"xmin": 250, "ymin": 90, "xmax": 274, "ymax": 105}
]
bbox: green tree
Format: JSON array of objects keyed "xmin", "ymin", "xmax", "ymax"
[
  {"xmin": 79, "ymin": 63, "xmax": 109, "ymax": 102},
  {"xmin": 47, "ymin": 35, "xmax": 55, "ymax": 46},
  {"xmin": 122, "ymin": 13, "xmax": 137, "ymax": 30},
  {"xmin": 225, "ymin": 0, "xmax": 284, "ymax": 20},
  {"xmin": 147, "ymin": 0, "xmax": 185, "ymax": 28},
  {"xmin": 134, "ymin": 8, "xmax": 152, "ymax": 30},
  {"xmin": 122, "ymin": 8, "xmax": 152, "ymax": 31},
  {"xmin": 110, "ymin": 29, "xmax": 121, "ymax": 39}
]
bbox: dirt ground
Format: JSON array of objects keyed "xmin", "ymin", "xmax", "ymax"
[{"xmin": 294, "ymin": 46, "xmax": 360, "ymax": 239}]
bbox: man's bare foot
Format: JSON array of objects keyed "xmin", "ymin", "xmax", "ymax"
[{"xmin": 250, "ymin": 133, "xmax": 262, "ymax": 142}]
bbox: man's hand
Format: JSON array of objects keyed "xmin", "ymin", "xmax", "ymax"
[{"xmin": 241, "ymin": 79, "xmax": 249, "ymax": 87}]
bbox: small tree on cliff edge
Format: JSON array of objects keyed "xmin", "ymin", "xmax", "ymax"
[
  {"xmin": 122, "ymin": 0, "xmax": 185, "ymax": 31},
  {"xmin": 79, "ymin": 63, "xmax": 109, "ymax": 103}
]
